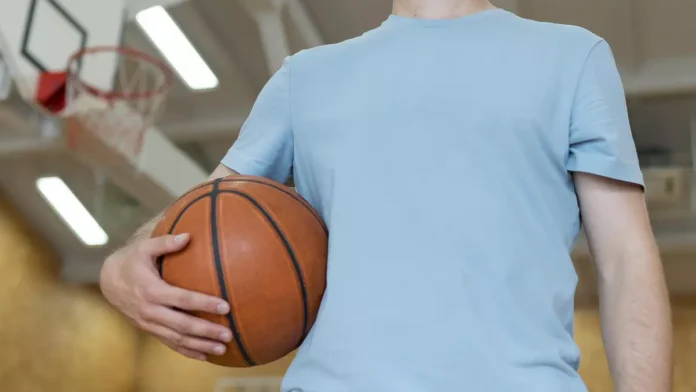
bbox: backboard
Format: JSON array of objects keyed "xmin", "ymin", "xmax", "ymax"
[{"xmin": 0, "ymin": 0, "xmax": 126, "ymax": 106}]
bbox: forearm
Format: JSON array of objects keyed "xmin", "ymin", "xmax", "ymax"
[
  {"xmin": 597, "ymin": 246, "xmax": 672, "ymax": 392},
  {"xmin": 126, "ymin": 213, "xmax": 164, "ymax": 245}
]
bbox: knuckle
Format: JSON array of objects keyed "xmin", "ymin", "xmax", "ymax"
[
  {"xmin": 176, "ymin": 319, "xmax": 194, "ymax": 334},
  {"xmin": 171, "ymin": 333, "xmax": 185, "ymax": 347},
  {"xmin": 135, "ymin": 241, "xmax": 149, "ymax": 254},
  {"xmin": 178, "ymin": 349, "xmax": 199, "ymax": 360},
  {"xmin": 133, "ymin": 318, "xmax": 147, "ymax": 330},
  {"xmin": 157, "ymin": 328, "xmax": 176, "ymax": 341},
  {"xmin": 179, "ymin": 336, "xmax": 196, "ymax": 349},
  {"xmin": 176, "ymin": 292, "xmax": 194, "ymax": 308},
  {"xmin": 138, "ymin": 306, "xmax": 155, "ymax": 322},
  {"xmin": 158, "ymin": 236, "xmax": 174, "ymax": 250},
  {"xmin": 158, "ymin": 337, "xmax": 174, "ymax": 351},
  {"xmin": 200, "ymin": 324, "xmax": 218, "ymax": 339},
  {"xmin": 185, "ymin": 339, "xmax": 210, "ymax": 353},
  {"xmin": 141, "ymin": 286, "xmax": 158, "ymax": 301},
  {"xmin": 187, "ymin": 321, "xmax": 208, "ymax": 337}
]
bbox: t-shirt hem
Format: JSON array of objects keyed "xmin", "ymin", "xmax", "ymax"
[
  {"xmin": 567, "ymin": 159, "xmax": 645, "ymax": 190},
  {"xmin": 221, "ymin": 148, "xmax": 272, "ymax": 179}
]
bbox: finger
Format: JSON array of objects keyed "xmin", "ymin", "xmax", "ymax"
[
  {"xmin": 159, "ymin": 337, "xmax": 207, "ymax": 361},
  {"xmin": 147, "ymin": 284, "xmax": 230, "ymax": 315},
  {"xmin": 142, "ymin": 305, "xmax": 232, "ymax": 343},
  {"xmin": 139, "ymin": 234, "xmax": 190, "ymax": 257},
  {"xmin": 163, "ymin": 335, "xmax": 227, "ymax": 357},
  {"xmin": 143, "ymin": 321, "xmax": 227, "ymax": 357}
]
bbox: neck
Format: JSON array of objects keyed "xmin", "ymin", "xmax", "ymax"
[{"xmin": 392, "ymin": 0, "xmax": 496, "ymax": 19}]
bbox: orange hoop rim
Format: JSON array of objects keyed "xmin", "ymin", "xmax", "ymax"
[{"xmin": 66, "ymin": 46, "xmax": 174, "ymax": 101}]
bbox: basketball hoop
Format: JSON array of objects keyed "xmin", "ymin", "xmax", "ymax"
[{"xmin": 38, "ymin": 46, "xmax": 173, "ymax": 163}]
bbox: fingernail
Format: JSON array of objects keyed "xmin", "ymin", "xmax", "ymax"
[
  {"xmin": 174, "ymin": 233, "xmax": 188, "ymax": 242},
  {"xmin": 217, "ymin": 303, "xmax": 230, "ymax": 314},
  {"xmin": 220, "ymin": 331, "xmax": 232, "ymax": 342},
  {"xmin": 214, "ymin": 345, "xmax": 226, "ymax": 355}
]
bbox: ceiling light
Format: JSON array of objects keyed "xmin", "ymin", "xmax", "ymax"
[
  {"xmin": 36, "ymin": 177, "xmax": 108, "ymax": 246},
  {"xmin": 136, "ymin": 5, "xmax": 219, "ymax": 90}
]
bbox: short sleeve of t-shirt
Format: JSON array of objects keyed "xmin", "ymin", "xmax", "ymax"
[
  {"xmin": 566, "ymin": 40, "xmax": 644, "ymax": 187},
  {"xmin": 220, "ymin": 57, "xmax": 294, "ymax": 183}
]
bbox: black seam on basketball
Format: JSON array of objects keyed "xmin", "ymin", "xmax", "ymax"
[
  {"xmin": 220, "ymin": 178, "xmax": 328, "ymax": 235},
  {"xmin": 186, "ymin": 182, "xmax": 211, "ymax": 195},
  {"xmin": 219, "ymin": 190, "xmax": 310, "ymax": 346},
  {"xmin": 156, "ymin": 193, "xmax": 211, "ymax": 276},
  {"xmin": 212, "ymin": 179, "xmax": 256, "ymax": 366},
  {"xmin": 175, "ymin": 176, "xmax": 326, "ymax": 235},
  {"xmin": 170, "ymin": 182, "xmax": 213, "ymax": 205}
]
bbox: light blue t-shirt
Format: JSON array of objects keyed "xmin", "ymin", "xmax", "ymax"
[{"xmin": 221, "ymin": 9, "xmax": 643, "ymax": 392}]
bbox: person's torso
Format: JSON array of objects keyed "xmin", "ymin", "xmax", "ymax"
[{"xmin": 283, "ymin": 9, "xmax": 599, "ymax": 392}]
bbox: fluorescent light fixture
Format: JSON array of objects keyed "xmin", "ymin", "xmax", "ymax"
[
  {"xmin": 136, "ymin": 6, "xmax": 219, "ymax": 90},
  {"xmin": 36, "ymin": 177, "xmax": 108, "ymax": 246}
]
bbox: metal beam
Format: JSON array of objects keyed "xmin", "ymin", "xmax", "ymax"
[
  {"xmin": 160, "ymin": 114, "xmax": 246, "ymax": 142},
  {"xmin": 177, "ymin": 3, "xmax": 255, "ymax": 99},
  {"xmin": 286, "ymin": 0, "xmax": 325, "ymax": 48},
  {"xmin": 257, "ymin": 10, "xmax": 291, "ymax": 74},
  {"xmin": 0, "ymin": 55, "xmax": 10, "ymax": 100},
  {"xmin": 0, "ymin": 105, "xmax": 37, "ymax": 131},
  {"xmin": 241, "ymin": 0, "xmax": 291, "ymax": 75},
  {"xmin": 0, "ymin": 137, "xmax": 61, "ymax": 158},
  {"xmin": 612, "ymin": 0, "xmax": 641, "ymax": 71},
  {"xmin": 690, "ymin": 104, "xmax": 696, "ymax": 212},
  {"xmin": 241, "ymin": 0, "xmax": 288, "ymax": 13},
  {"xmin": 125, "ymin": 0, "xmax": 188, "ymax": 19},
  {"xmin": 248, "ymin": 12, "xmax": 291, "ymax": 74},
  {"xmin": 242, "ymin": 0, "xmax": 326, "ymax": 73},
  {"xmin": 492, "ymin": 0, "xmax": 519, "ymax": 14},
  {"xmin": 64, "ymin": 115, "xmax": 208, "ymax": 212},
  {"xmin": 622, "ymin": 55, "xmax": 696, "ymax": 96},
  {"xmin": 124, "ymin": 2, "xmax": 256, "ymax": 100},
  {"xmin": 135, "ymin": 127, "xmax": 208, "ymax": 203}
]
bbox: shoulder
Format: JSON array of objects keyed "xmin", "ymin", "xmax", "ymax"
[
  {"xmin": 506, "ymin": 13, "xmax": 606, "ymax": 55},
  {"xmin": 286, "ymin": 26, "xmax": 388, "ymax": 72}
]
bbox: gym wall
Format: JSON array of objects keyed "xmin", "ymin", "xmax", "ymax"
[
  {"xmin": 0, "ymin": 195, "xmax": 138, "ymax": 392},
  {"xmin": 575, "ymin": 300, "xmax": 696, "ymax": 392},
  {"xmin": 135, "ymin": 336, "xmax": 293, "ymax": 391}
]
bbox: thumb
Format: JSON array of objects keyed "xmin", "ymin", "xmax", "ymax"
[{"xmin": 140, "ymin": 233, "xmax": 190, "ymax": 257}]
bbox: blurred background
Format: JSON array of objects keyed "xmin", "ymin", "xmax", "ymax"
[{"xmin": 0, "ymin": 0, "xmax": 695, "ymax": 391}]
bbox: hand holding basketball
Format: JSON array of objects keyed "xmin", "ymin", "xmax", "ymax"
[
  {"xmin": 99, "ymin": 233, "xmax": 233, "ymax": 361},
  {"xmin": 152, "ymin": 175, "xmax": 328, "ymax": 367}
]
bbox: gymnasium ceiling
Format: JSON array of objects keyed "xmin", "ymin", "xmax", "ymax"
[
  {"xmin": 0, "ymin": 0, "xmax": 695, "ymax": 288},
  {"xmin": 139, "ymin": 0, "xmax": 696, "ymax": 170}
]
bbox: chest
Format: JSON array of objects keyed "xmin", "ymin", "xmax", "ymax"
[{"xmin": 292, "ymin": 60, "xmax": 566, "ymax": 160}]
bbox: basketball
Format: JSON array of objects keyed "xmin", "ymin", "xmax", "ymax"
[{"xmin": 151, "ymin": 175, "xmax": 328, "ymax": 368}]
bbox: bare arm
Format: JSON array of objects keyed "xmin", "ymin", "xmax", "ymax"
[
  {"xmin": 574, "ymin": 172, "xmax": 672, "ymax": 392},
  {"xmin": 103, "ymin": 51, "xmax": 292, "ymax": 362},
  {"xmin": 128, "ymin": 164, "xmax": 238, "ymax": 244},
  {"xmin": 100, "ymin": 164, "xmax": 239, "ymax": 362}
]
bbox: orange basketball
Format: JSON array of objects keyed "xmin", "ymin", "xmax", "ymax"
[{"xmin": 151, "ymin": 175, "xmax": 328, "ymax": 367}]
